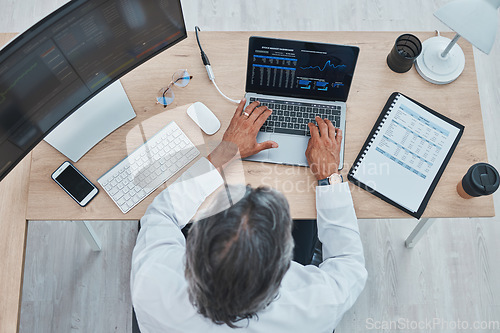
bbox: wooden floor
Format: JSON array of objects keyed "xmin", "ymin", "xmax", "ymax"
[
  {"xmin": 20, "ymin": 221, "xmax": 138, "ymax": 333},
  {"xmin": 1, "ymin": 0, "xmax": 499, "ymax": 332}
]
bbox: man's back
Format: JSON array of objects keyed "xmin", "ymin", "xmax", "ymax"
[{"xmin": 131, "ymin": 160, "xmax": 366, "ymax": 333}]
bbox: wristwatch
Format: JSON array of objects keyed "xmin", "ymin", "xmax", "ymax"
[{"xmin": 318, "ymin": 173, "xmax": 343, "ymax": 186}]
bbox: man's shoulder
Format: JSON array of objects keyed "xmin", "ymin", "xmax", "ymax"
[
  {"xmin": 278, "ymin": 262, "xmax": 338, "ymax": 304},
  {"xmin": 133, "ymin": 246, "xmax": 186, "ymax": 289}
]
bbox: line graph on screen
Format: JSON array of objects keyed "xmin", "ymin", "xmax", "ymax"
[{"xmin": 300, "ymin": 60, "xmax": 346, "ymax": 72}]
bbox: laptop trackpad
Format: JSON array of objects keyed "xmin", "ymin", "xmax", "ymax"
[
  {"xmin": 269, "ymin": 134, "xmax": 309, "ymax": 166},
  {"xmin": 245, "ymin": 132, "xmax": 271, "ymax": 162}
]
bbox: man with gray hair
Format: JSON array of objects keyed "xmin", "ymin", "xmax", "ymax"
[{"xmin": 131, "ymin": 99, "xmax": 367, "ymax": 332}]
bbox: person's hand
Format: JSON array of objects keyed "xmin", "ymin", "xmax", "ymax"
[
  {"xmin": 222, "ymin": 98, "xmax": 278, "ymax": 158},
  {"xmin": 208, "ymin": 99, "xmax": 278, "ymax": 170},
  {"xmin": 305, "ymin": 117, "xmax": 342, "ymax": 180}
]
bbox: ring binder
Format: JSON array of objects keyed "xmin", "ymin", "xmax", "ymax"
[
  {"xmin": 348, "ymin": 92, "xmax": 464, "ymax": 219},
  {"xmin": 351, "ymin": 94, "xmax": 401, "ymax": 175}
]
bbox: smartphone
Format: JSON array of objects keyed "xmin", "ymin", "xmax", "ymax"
[{"xmin": 51, "ymin": 161, "xmax": 99, "ymax": 207}]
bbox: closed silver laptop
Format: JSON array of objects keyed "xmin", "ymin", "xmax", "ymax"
[{"xmin": 243, "ymin": 37, "xmax": 359, "ymax": 170}]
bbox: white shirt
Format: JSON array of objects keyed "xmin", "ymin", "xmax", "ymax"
[{"xmin": 131, "ymin": 158, "xmax": 367, "ymax": 333}]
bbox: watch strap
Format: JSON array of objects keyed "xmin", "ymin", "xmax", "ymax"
[{"xmin": 318, "ymin": 178, "xmax": 330, "ymax": 186}]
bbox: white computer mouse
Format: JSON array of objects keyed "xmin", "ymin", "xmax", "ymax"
[{"xmin": 187, "ymin": 102, "xmax": 221, "ymax": 135}]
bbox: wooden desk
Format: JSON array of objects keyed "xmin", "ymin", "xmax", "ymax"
[
  {"xmin": 0, "ymin": 31, "xmax": 494, "ymax": 332},
  {"xmin": 26, "ymin": 31, "xmax": 494, "ymax": 220}
]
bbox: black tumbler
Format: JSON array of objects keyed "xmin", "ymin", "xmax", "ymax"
[
  {"xmin": 457, "ymin": 163, "xmax": 500, "ymax": 199},
  {"xmin": 386, "ymin": 34, "xmax": 422, "ymax": 73}
]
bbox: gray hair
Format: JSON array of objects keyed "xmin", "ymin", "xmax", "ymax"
[{"xmin": 185, "ymin": 185, "xmax": 294, "ymax": 328}]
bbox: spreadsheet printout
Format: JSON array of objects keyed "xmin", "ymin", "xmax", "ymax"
[{"xmin": 352, "ymin": 94, "xmax": 460, "ymax": 212}]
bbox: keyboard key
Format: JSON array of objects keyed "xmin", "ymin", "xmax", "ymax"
[
  {"xmin": 290, "ymin": 111, "xmax": 296, "ymax": 117},
  {"xmin": 287, "ymin": 123, "xmax": 294, "ymax": 129},
  {"xmin": 277, "ymin": 110, "xmax": 284, "ymax": 116},
  {"xmin": 287, "ymin": 105, "xmax": 293, "ymax": 111},
  {"xmin": 284, "ymin": 111, "xmax": 290, "ymax": 116},
  {"xmin": 274, "ymin": 128, "xmax": 306, "ymax": 136},
  {"xmin": 293, "ymin": 106, "xmax": 299, "ymax": 111},
  {"xmin": 132, "ymin": 194, "xmax": 141, "ymax": 204}
]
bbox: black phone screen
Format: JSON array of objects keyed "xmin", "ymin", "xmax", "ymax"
[{"xmin": 55, "ymin": 165, "xmax": 94, "ymax": 202}]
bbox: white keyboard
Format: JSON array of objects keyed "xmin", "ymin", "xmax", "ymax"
[{"xmin": 98, "ymin": 121, "xmax": 200, "ymax": 213}]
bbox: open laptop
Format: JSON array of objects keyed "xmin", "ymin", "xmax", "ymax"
[{"xmin": 243, "ymin": 36, "xmax": 359, "ymax": 169}]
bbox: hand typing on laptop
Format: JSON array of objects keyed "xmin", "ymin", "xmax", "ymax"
[
  {"xmin": 306, "ymin": 117, "xmax": 343, "ymax": 179},
  {"xmin": 222, "ymin": 98, "xmax": 279, "ymax": 158},
  {"xmin": 208, "ymin": 99, "xmax": 342, "ymax": 179},
  {"xmin": 208, "ymin": 98, "xmax": 278, "ymax": 169}
]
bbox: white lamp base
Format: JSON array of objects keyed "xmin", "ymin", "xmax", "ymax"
[{"xmin": 415, "ymin": 36, "xmax": 465, "ymax": 84}]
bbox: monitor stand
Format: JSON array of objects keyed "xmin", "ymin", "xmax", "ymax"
[{"xmin": 44, "ymin": 80, "xmax": 137, "ymax": 162}]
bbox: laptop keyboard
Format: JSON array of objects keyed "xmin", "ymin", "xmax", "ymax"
[{"xmin": 249, "ymin": 97, "xmax": 342, "ymax": 136}]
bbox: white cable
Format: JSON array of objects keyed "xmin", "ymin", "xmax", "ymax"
[
  {"xmin": 198, "ymin": 30, "xmax": 241, "ymax": 104},
  {"xmin": 211, "ymin": 79, "xmax": 241, "ymax": 104}
]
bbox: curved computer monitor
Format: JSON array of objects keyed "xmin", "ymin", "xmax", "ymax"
[{"xmin": 0, "ymin": 0, "xmax": 186, "ymax": 182}]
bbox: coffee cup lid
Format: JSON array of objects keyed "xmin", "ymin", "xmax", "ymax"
[{"xmin": 470, "ymin": 163, "xmax": 499, "ymax": 195}]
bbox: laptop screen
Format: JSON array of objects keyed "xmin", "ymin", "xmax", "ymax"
[{"xmin": 245, "ymin": 37, "xmax": 359, "ymax": 102}]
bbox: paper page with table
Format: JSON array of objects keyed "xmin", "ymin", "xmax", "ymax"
[{"xmin": 350, "ymin": 93, "xmax": 462, "ymax": 214}]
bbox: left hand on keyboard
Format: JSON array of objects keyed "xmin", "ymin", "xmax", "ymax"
[{"xmin": 222, "ymin": 98, "xmax": 278, "ymax": 158}]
